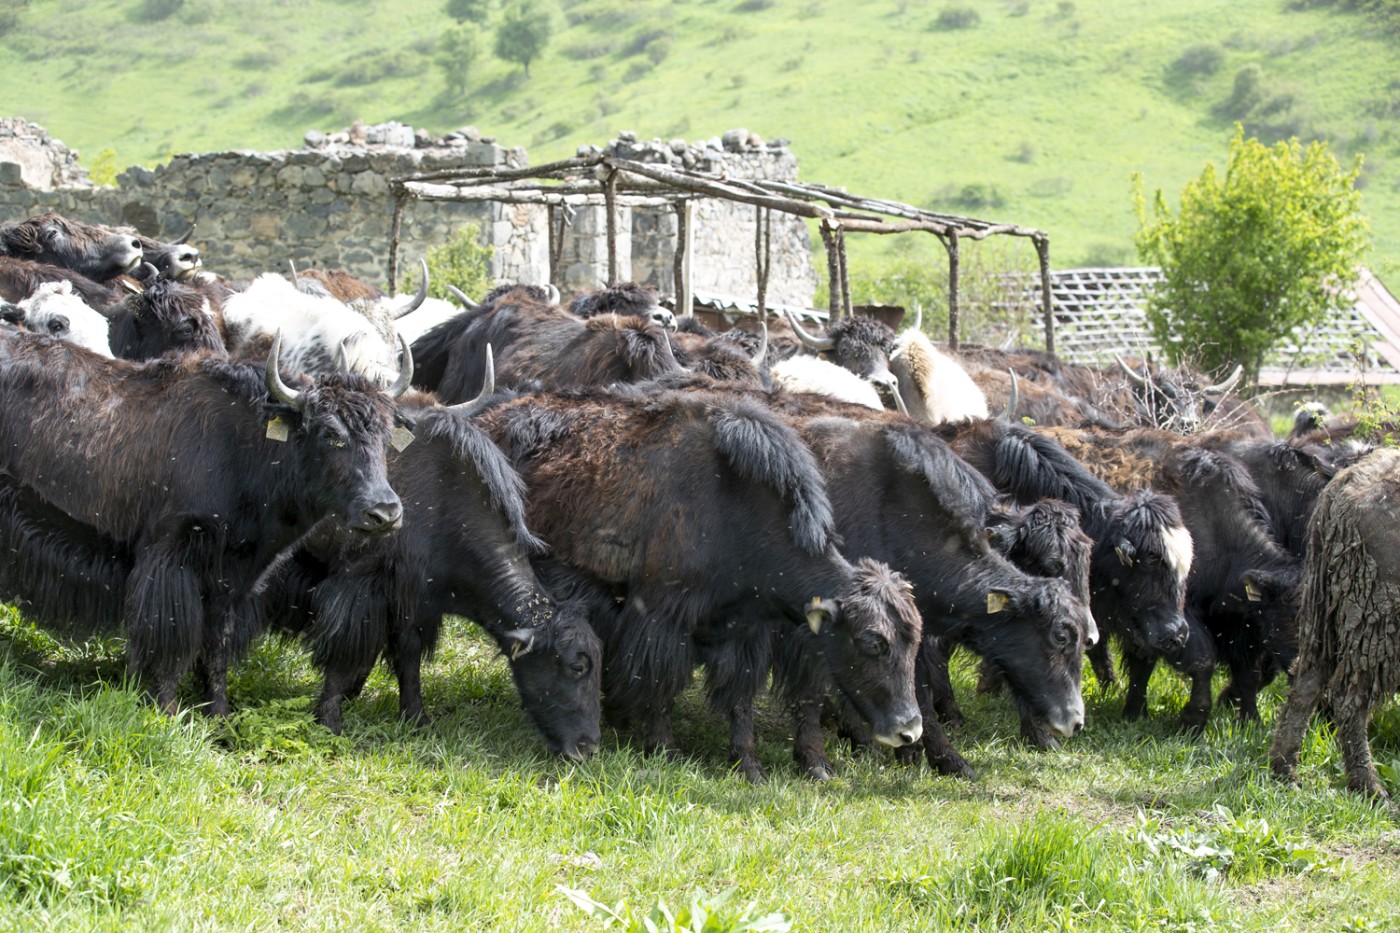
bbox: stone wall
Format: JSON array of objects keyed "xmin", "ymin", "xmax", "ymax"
[{"xmin": 0, "ymin": 119, "xmax": 816, "ymax": 306}]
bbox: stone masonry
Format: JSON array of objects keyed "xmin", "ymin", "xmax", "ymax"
[{"xmin": 0, "ymin": 118, "xmax": 817, "ymax": 306}]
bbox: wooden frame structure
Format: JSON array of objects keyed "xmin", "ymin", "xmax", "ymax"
[{"xmin": 390, "ymin": 152, "xmax": 1055, "ymax": 350}]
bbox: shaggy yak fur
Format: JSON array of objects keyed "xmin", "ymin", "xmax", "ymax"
[
  {"xmin": 568, "ymin": 281, "xmax": 676, "ymax": 331},
  {"xmin": 412, "ymin": 286, "xmax": 682, "ymax": 403},
  {"xmin": 1269, "ymin": 449, "xmax": 1400, "ymax": 800},
  {"xmin": 932, "ymin": 419, "xmax": 1192, "ymax": 662},
  {"xmin": 107, "ymin": 278, "xmax": 228, "ymax": 360},
  {"xmin": 0, "ymin": 212, "xmax": 144, "ymax": 283},
  {"xmin": 479, "ymin": 386, "xmax": 924, "ymax": 783},
  {"xmin": 0, "ymin": 256, "xmax": 121, "ymax": 307},
  {"xmin": 265, "ymin": 395, "xmax": 604, "ymax": 760},
  {"xmin": 1041, "ymin": 425, "xmax": 1302, "ymax": 730},
  {"xmin": 0, "ymin": 329, "xmax": 403, "ymax": 714}
]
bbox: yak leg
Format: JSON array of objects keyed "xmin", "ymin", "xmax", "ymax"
[
  {"xmin": 316, "ymin": 657, "xmax": 379, "ymax": 735},
  {"xmin": 1334, "ymin": 695, "xmax": 1389, "ymax": 800},
  {"xmin": 791, "ymin": 693, "xmax": 834, "ymax": 781},
  {"xmin": 926, "ymin": 638, "xmax": 965, "ymax": 729},
  {"xmin": 1223, "ymin": 658, "xmax": 1263, "ymax": 722},
  {"xmin": 701, "ymin": 634, "xmax": 771, "ymax": 783},
  {"xmin": 1269, "ymin": 663, "xmax": 1327, "ymax": 783},
  {"xmin": 391, "ymin": 626, "xmax": 432, "ymax": 728},
  {"xmin": 1087, "ymin": 638, "xmax": 1117, "ymax": 687},
  {"xmin": 125, "ymin": 539, "xmax": 203, "ymax": 715},
  {"xmin": 1121, "ymin": 652, "xmax": 1155, "ymax": 721},
  {"xmin": 914, "ymin": 637, "xmax": 975, "ymax": 778}
]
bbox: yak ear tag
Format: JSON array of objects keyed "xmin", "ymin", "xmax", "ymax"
[
  {"xmin": 1245, "ymin": 581, "xmax": 1262, "ymax": 602},
  {"xmin": 266, "ymin": 416, "xmax": 290, "ymax": 443},
  {"xmin": 390, "ymin": 425, "xmax": 416, "ymax": 452},
  {"xmin": 806, "ymin": 597, "xmax": 827, "ymax": 635},
  {"xmin": 1115, "ymin": 546, "xmax": 1134, "ymax": 567},
  {"xmin": 986, "ymin": 591, "xmax": 1010, "ymax": 615}
]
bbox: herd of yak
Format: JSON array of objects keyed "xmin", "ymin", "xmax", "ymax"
[{"xmin": 0, "ymin": 209, "xmax": 1395, "ymax": 797}]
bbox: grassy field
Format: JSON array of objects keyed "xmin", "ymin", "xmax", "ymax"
[
  {"xmin": 3, "ymin": 604, "xmax": 1400, "ymax": 931},
  {"xmin": 4, "ymin": 0, "xmax": 1400, "ymax": 279}
]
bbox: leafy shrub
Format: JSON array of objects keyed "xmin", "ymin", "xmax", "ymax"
[
  {"xmin": 404, "ymin": 223, "xmax": 493, "ymax": 302},
  {"xmin": 86, "ymin": 148, "xmax": 121, "ymax": 188},
  {"xmin": 131, "ymin": 0, "xmax": 183, "ymax": 22},
  {"xmin": 1172, "ymin": 43, "xmax": 1225, "ymax": 76},
  {"xmin": 932, "ymin": 6, "xmax": 980, "ymax": 29},
  {"xmin": 563, "ymin": 37, "xmax": 617, "ymax": 60},
  {"xmin": 623, "ymin": 27, "xmax": 671, "ymax": 57},
  {"xmin": 1135, "ymin": 808, "xmax": 1337, "ymax": 883},
  {"xmin": 1218, "ymin": 63, "xmax": 1264, "ymax": 118},
  {"xmin": 0, "ymin": 9, "xmax": 23, "ymax": 37},
  {"xmin": 736, "ymin": 0, "xmax": 776, "ymax": 11},
  {"xmin": 333, "ymin": 48, "xmax": 425, "ymax": 87}
]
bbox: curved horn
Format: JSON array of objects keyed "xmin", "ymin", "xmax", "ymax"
[
  {"xmin": 119, "ymin": 278, "xmax": 143, "ymax": 296},
  {"xmin": 392, "ymin": 260, "xmax": 430, "ymax": 319},
  {"xmin": 386, "ymin": 331, "xmax": 414, "ymax": 398},
  {"xmin": 1201, "ymin": 364, "xmax": 1244, "ymax": 395},
  {"xmin": 446, "ymin": 284, "xmax": 480, "ymax": 311},
  {"xmin": 448, "ymin": 344, "xmax": 495, "ymax": 414},
  {"xmin": 750, "ymin": 318, "xmax": 770, "ymax": 368},
  {"xmin": 910, "ymin": 301, "xmax": 923, "ymax": 333},
  {"xmin": 544, "ymin": 283, "xmax": 560, "ymax": 305},
  {"xmin": 784, "ymin": 308, "xmax": 835, "ymax": 352},
  {"xmin": 1004, "ymin": 369, "xmax": 1019, "ymax": 421},
  {"xmin": 265, "ymin": 332, "xmax": 302, "ymax": 408},
  {"xmin": 287, "ymin": 259, "xmax": 298, "ymax": 284},
  {"xmin": 1116, "ymin": 354, "xmax": 1148, "ymax": 387},
  {"xmin": 173, "ymin": 224, "xmax": 195, "ymax": 246}
]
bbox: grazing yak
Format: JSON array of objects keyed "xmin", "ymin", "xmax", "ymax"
[
  {"xmin": 0, "ymin": 330, "xmax": 405, "ymax": 714},
  {"xmin": 1269, "ymin": 449, "xmax": 1400, "ymax": 800},
  {"xmin": 1042, "ymin": 425, "xmax": 1302, "ymax": 729},
  {"xmin": 265, "ymin": 377, "xmax": 604, "ymax": 760},
  {"xmin": 480, "ymin": 386, "xmax": 924, "ymax": 783}
]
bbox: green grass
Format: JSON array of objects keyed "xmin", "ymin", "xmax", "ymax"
[
  {"xmin": 2, "ymin": 605, "xmax": 1399, "ymax": 931},
  {"xmin": 5, "ymin": 0, "xmax": 1400, "ymax": 280}
]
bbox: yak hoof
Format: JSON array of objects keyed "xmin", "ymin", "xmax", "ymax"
[
  {"xmin": 401, "ymin": 709, "xmax": 434, "ymax": 730},
  {"xmin": 1022, "ymin": 725, "xmax": 1061, "ymax": 751},
  {"xmin": 800, "ymin": 761, "xmax": 834, "ymax": 782},
  {"xmin": 893, "ymin": 744, "xmax": 921, "ymax": 767},
  {"xmin": 927, "ymin": 750, "xmax": 977, "ymax": 781},
  {"xmin": 734, "ymin": 757, "xmax": 768, "ymax": 784}
]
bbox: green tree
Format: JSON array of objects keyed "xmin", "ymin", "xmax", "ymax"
[
  {"xmin": 435, "ymin": 24, "xmax": 480, "ymax": 97},
  {"xmin": 444, "ymin": 0, "xmax": 491, "ymax": 24},
  {"xmin": 493, "ymin": 0, "xmax": 552, "ymax": 77},
  {"xmin": 403, "ymin": 223, "xmax": 494, "ymax": 303},
  {"xmin": 1133, "ymin": 126, "xmax": 1370, "ymax": 384}
]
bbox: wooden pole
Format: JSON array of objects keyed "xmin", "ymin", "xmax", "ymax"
[
  {"xmin": 674, "ymin": 200, "xmax": 693, "ymax": 318},
  {"xmin": 604, "ymin": 168, "xmax": 619, "ymax": 286},
  {"xmin": 1036, "ymin": 234, "xmax": 1054, "ymax": 352},
  {"xmin": 388, "ymin": 192, "xmax": 406, "ymax": 298},
  {"xmin": 821, "ymin": 220, "xmax": 841, "ymax": 321},
  {"xmin": 947, "ymin": 230, "xmax": 960, "ymax": 350},
  {"xmin": 755, "ymin": 206, "xmax": 771, "ymax": 319}
]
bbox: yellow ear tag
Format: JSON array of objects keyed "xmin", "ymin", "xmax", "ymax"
[
  {"xmin": 1245, "ymin": 582, "xmax": 1262, "ymax": 602},
  {"xmin": 390, "ymin": 426, "xmax": 416, "ymax": 452},
  {"xmin": 266, "ymin": 416, "xmax": 289, "ymax": 443},
  {"xmin": 987, "ymin": 592, "xmax": 1009, "ymax": 614},
  {"xmin": 1115, "ymin": 546, "xmax": 1134, "ymax": 567}
]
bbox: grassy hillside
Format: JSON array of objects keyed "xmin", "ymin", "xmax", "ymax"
[{"xmin": 4, "ymin": 0, "xmax": 1400, "ymax": 279}]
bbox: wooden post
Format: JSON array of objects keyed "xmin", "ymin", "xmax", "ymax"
[
  {"xmin": 673, "ymin": 199, "xmax": 693, "ymax": 318},
  {"xmin": 388, "ymin": 191, "xmax": 406, "ymax": 298},
  {"xmin": 836, "ymin": 225, "xmax": 852, "ymax": 319},
  {"xmin": 604, "ymin": 169, "xmax": 619, "ymax": 286},
  {"xmin": 947, "ymin": 230, "xmax": 961, "ymax": 351},
  {"xmin": 549, "ymin": 204, "xmax": 568, "ymax": 290},
  {"xmin": 821, "ymin": 219, "xmax": 842, "ymax": 321},
  {"xmin": 755, "ymin": 205, "xmax": 771, "ymax": 319},
  {"xmin": 1036, "ymin": 234, "xmax": 1054, "ymax": 352}
]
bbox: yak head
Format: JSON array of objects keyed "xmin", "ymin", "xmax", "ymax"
[
  {"xmin": 0, "ymin": 212, "xmax": 143, "ymax": 282},
  {"xmin": 808, "ymin": 558, "xmax": 923, "ymax": 748},
  {"xmin": 498, "ymin": 598, "xmax": 604, "ymax": 762},
  {"xmin": 1089, "ymin": 489, "xmax": 1193, "ymax": 654}
]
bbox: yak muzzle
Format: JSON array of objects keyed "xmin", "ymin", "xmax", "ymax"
[
  {"xmin": 351, "ymin": 498, "xmax": 404, "ymax": 535},
  {"xmin": 875, "ymin": 713, "xmax": 924, "ymax": 748}
]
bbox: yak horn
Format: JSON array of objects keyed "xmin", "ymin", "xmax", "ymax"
[
  {"xmin": 287, "ymin": 260, "xmax": 298, "ymax": 284},
  {"xmin": 392, "ymin": 260, "xmax": 430, "ymax": 319},
  {"xmin": 173, "ymin": 224, "xmax": 196, "ymax": 246},
  {"xmin": 265, "ymin": 332, "xmax": 302, "ymax": 408},
  {"xmin": 1116, "ymin": 354, "xmax": 1149, "ymax": 387},
  {"xmin": 119, "ymin": 278, "xmax": 143, "ymax": 296},
  {"xmin": 1004, "ymin": 369, "xmax": 1019, "ymax": 421},
  {"xmin": 784, "ymin": 307, "xmax": 835, "ymax": 352},
  {"xmin": 386, "ymin": 331, "xmax": 414, "ymax": 398},
  {"xmin": 544, "ymin": 283, "xmax": 561, "ymax": 305},
  {"xmin": 1202, "ymin": 364, "xmax": 1244, "ymax": 395},
  {"xmin": 751, "ymin": 318, "xmax": 770, "ymax": 368},
  {"xmin": 446, "ymin": 284, "xmax": 480, "ymax": 311},
  {"xmin": 910, "ymin": 301, "xmax": 923, "ymax": 333},
  {"xmin": 448, "ymin": 344, "xmax": 495, "ymax": 414}
]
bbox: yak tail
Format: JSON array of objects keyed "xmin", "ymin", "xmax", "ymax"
[
  {"xmin": 991, "ymin": 424, "xmax": 1115, "ymax": 512},
  {"xmin": 309, "ymin": 571, "xmax": 392, "ymax": 674},
  {"xmin": 124, "ymin": 543, "xmax": 204, "ymax": 685},
  {"xmin": 882, "ymin": 422, "xmax": 995, "ymax": 550},
  {"xmin": 710, "ymin": 397, "xmax": 836, "ymax": 556}
]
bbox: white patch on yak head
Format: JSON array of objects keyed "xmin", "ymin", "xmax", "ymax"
[{"xmin": 1162, "ymin": 524, "xmax": 1194, "ymax": 583}]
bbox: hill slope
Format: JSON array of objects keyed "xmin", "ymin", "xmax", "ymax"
[{"xmin": 4, "ymin": 0, "xmax": 1399, "ymax": 276}]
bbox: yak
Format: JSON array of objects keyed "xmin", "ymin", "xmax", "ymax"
[
  {"xmin": 479, "ymin": 385, "xmax": 924, "ymax": 783},
  {"xmin": 0, "ymin": 211, "xmax": 143, "ymax": 283},
  {"xmin": 0, "ymin": 329, "xmax": 405, "ymax": 714}
]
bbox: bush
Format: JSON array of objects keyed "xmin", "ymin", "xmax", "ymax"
[
  {"xmin": 932, "ymin": 6, "xmax": 980, "ymax": 29},
  {"xmin": 131, "ymin": 0, "xmax": 183, "ymax": 22},
  {"xmin": 1172, "ymin": 43, "xmax": 1225, "ymax": 77},
  {"xmin": 405, "ymin": 224, "xmax": 493, "ymax": 303}
]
